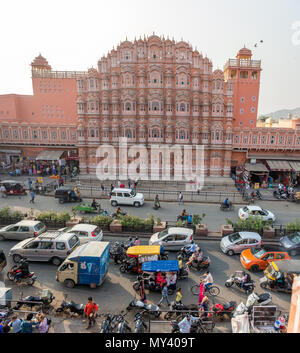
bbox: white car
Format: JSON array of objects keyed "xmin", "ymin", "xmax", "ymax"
[
  {"xmin": 220, "ymin": 231, "xmax": 262, "ymax": 256},
  {"xmin": 238, "ymin": 206, "xmax": 276, "ymax": 222},
  {"xmin": 110, "ymin": 188, "xmax": 144, "ymax": 207},
  {"xmin": 58, "ymin": 224, "xmax": 103, "ymax": 244},
  {"xmin": 149, "ymin": 227, "xmax": 193, "ymax": 251}
]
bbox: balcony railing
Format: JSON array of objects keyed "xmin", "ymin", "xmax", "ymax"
[
  {"xmin": 224, "ymin": 59, "xmax": 261, "ymax": 70},
  {"xmin": 32, "ymin": 70, "xmax": 87, "ymax": 79}
]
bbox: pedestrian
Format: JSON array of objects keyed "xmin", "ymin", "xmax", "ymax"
[
  {"xmin": 110, "ymin": 183, "xmax": 114, "ymax": 192},
  {"xmin": 36, "ymin": 313, "xmax": 49, "ymax": 333},
  {"xmin": 157, "ymin": 283, "xmax": 171, "ymax": 307},
  {"xmin": 178, "ymin": 192, "xmax": 183, "ymax": 205},
  {"xmin": 0, "ymin": 185, "xmax": 6, "ymax": 198},
  {"xmin": 117, "ymin": 180, "xmax": 121, "ymax": 188},
  {"xmin": 137, "ymin": 276, "xmax": 147, "ymax": 303},
  {"xmin": 175, "ymin": 288, "xmax": 183, "ymax": 304},
  {"xmin": 9, "ymin": 315, "xmax": 22, "ymax": 333},
  {"xmin": 28, "ymin": 167, "xmax": 32, "ymax": 176},
  {"xmin": 198, "ymin": 282, "xmax": 205, "ymax": 306},
  {"xmin": 29, "ymin": 189, "xmax": 35, "ymax": 204},
  {"xmin": 84, "ymin": 297, "xmax": 98, "ymax": 329},
  {"xmin": 128, "ymin": 179, "xmax": 131, "ymax": 188},
  {"xmin": 28, "ymin": 178, "xmax": 32, "ymax": 190},
  {"xmin": 59, "ymin": 175, "xmax": 64, "ymax": 187},
  {"xmin": 199, "ymin": 296, "xmax": 209, "ymax": 319},
  {"xmin": 20, "ymin": 313, "xmax": 37, "ymax": 333},
  {"xmin": 134, "ymin": 237, "xmax": 140, "ymax": 246},
  {"xmin": 101, "ymin": 184, "xmax": 105, "ymax": 195}
]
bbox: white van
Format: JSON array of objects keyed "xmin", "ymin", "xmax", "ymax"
[{"xmin": 110, "ymin": 188, "xmax": 144, "ymax": 207}]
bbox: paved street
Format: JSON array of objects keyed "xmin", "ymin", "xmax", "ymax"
[{"xmin": 1, "ymin": 193, "xmax": 300, "ymax": 231}]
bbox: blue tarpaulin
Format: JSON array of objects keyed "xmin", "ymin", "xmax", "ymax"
[{"xmin": 142, "ymin": 260, "xmax": 179, "ymax": 273}]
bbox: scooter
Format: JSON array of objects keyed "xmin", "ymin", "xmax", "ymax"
[
  {"xmin": 209, "ymin": 301, "xmax": 236, "ymax": 321},
  {"xmin": 177, "ymin": 214, "xmax": 193, "ymax": 225},
  {"xmin": 225, "ymin": 272, "xmax": 255, "ymax": 295},
  {"xmin": 7, "ymin": 266, "xmax": 37, "ymax": 286},
  {"xmin": 233, "ymin": 292, "xmax": 272, "ymax": 317},
  {"xmin": 164, "ymin": 302, "xmax": 198, "ymax": 320},
  {"xmin": 13, "ymin": 289, "xmax": 55, "ymax": 311},
  {"xmin": 55, "ymin": 294, "xmax": 85, "ymax": 316},
  {"xmin": 99, "ymin": 314, "xmax": 117, "ymax": 333},
  {"xmin": 134, "ymin": 311, "xmax": 148, "ymax": 333},
  {"xmin": 251, "ymin": 190, "xmax": 262, "ymax": 200},
  {"xmin": 177, "ymin": 244, "xmax": 199, "ymax": 261},
  {"xmin": 220, "ymin": 202, "xmax": 234, "ymax": 211},
  {"xmin": 186, "ymin": 256, "xmax": 210, "ymax": 271},
  {"xmin": 273, "ymin": 190, "xmax": 288, "ymax": 200},
  {"xmin": 127, "ymin": 298, "xmax": 161, "ymax": 318}
]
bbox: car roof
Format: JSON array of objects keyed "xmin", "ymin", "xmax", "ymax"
[
  {"xmin": 37, "ymin": 231, "xmax": 76, "ymax": 241},
  {"xmin": 15, "ymin": 220, "xmax": 42, "ymax": 226},
  {"xmin": 68, "ymin": 224, "xmax": 97, "ymax": 232},
  {"xmin": 245, "ymin": 206, "xmax": 262, "ymax": 211},
  {"xmin": 112, "ymin": 188, "xmax": 132, "ymax": 193},
  {"xmin": 168, "ymin": 227, "xmax": 193, "ymax": 236},
  {"xmin": 239, "ymin": 232, "xmax": 261, "ymax": 240}
]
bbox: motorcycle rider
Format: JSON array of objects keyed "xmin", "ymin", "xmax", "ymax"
[
  {"xmin": 178, "ymin": 314, "xmax": 198, "ymax": 333},
  {"xmin": 185, "ymin": 241, "xmax": 197, "ymax": 257},
  {"xmin": 91, "ymin": 198, "xmax": 98, "ymax": 210},
  {"xmin": 186, "ymin": 248, "xmax": 203, "ymax": 267},
  {"xmin": 181, "ymin": 209, "xmax": 188, "ymax": 220},
  {"xmin": 14, "ymin": 258, "xmax": 30, "ymax": 282},
  {"xmin": 126, "ymin": 256, "xmax": 138, "ymax": 272},
  {"xmin": 200, "ymin": 271, "xmax": 214, "ymax": 292},
  {"xmin": 128, "ymin": 237, "xmax": 135, "ymax": 247},
  {"xmin": 154, "ymin": 194, "xmax": 160, "ymax": 209}
]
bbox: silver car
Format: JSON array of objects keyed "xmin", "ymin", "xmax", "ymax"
[
  {"xmin": 8, "ymin": 231, "xmax": 80, "ymax": 266},
  {"xmin": 220, "ymin": 231, "xmax": 262, "ymax": 256},
  {"xmin": 0, "ymin": 220, "xmax": 46, "ymax": 241},
  {"xmin": 149, "ymin": 227, "xmax": 194, "ymax": 251}
]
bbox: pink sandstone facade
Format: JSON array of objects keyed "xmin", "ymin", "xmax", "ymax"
[{"xmin": 1, "ymin": 35, "xmax": 300, "ymax": 178}]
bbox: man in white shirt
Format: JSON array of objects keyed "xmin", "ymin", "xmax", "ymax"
[
  {"xmin": 201, "ymin": 271, "xmax": 213, "ymax": 291},
  {"xmin": 178, "ymin": 315, "xmax": 198, "ymax": 333}
]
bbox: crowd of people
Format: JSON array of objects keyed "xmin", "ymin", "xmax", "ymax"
[{"xmin": 0, "ymin": 313, "xmax": 50, "ymax": 334}]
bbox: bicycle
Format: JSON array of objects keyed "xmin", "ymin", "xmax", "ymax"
[{"xmin": 191, "ymin": 283, "xmax": 220, "ymax": 297}]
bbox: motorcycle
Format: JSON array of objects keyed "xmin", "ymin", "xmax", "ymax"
[
  {"xmin": 110, "ymin": 241, "xmax": 128, "ymax": 264},
  {"xmin": 111, "ymin": 211, "xmax": 127, "ymax": 218},
  {"xmin": 99, "ymin": 314, "xmax": 118, "ymax": 333},
  {"xmin": 178, "ymin": 265, "xmax": 189, "ymax": 280},
  {"xmin": 225, "ymin": 271, "xmax": 255, "ymax": 294},
  {"xmin": 134, "ymin": 311, "xmax": 148, "ymax": 333},
  {"xmin": 233, "ymin": 292, "xmax": 272, "ymax": 317},
  {"xmin": 164, "ymin": 302, "xmax": 198, "ymax": 320},
  {"xmin": 251, "ymin": 190, "xmax": 262, "ymax": 200},
  {"xmin": 177, "ymin": 244, "xmax": 199, "ymax": 261},
  {"xmin": 7, "ymin": 266, "xmax": 37, "ymax": 286},
  {"xmin": 220, "ymin": 202, "xmax": 234, "ymax": 211},
  {"xmin": 13, "ymin": 289, "xmax": 55, "ymax": 311},
  {"xmin": 127, "ymin": 298, "xmax": 161, "ymax": 318},
  {"xmin": 186, "ymin": 256, "xmax": 210, "ymax": 271},
  {"xmin": 177, "ymin": 214, "xmax": 193, "ymax": 225},
  {"xmin": 55, "ymin": 294, "xmax": 85, "ymax": 316},
  {"xmin": 115, "ymin": 311, "xmax": 132, "ymax": 333},
  {"xmin": 209, "ymin": 300, "xmax": 236, "ymax": 321},
  {"xmin": 273, "ymin": 189, "xmax": 287, "ymax": 200}
]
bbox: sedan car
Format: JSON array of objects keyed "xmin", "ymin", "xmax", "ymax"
[
  {"xmin": 220, "ymin": 231, "xmax": 262, "ymax": 256},
  {"xmin": 0, "ymin": 220, "xmax": 46, "ymax": 241},
  {"xmin": 58, "ymin": 224, "xmax": 103, "ymax": 244},
  {"xmin": 280, "ymin": 232, "xmax": 300, "ymax": 256},
  {"xmin": 240, "ymin": 247, "xmax": 291, "ymax": 272},
  {"xmin": 238, "ymin": 206, "xmax": 276, "ymax": 222},
  {"xmin": 149, "ymin": 227, "xmax": 193, "ymax": 251}
]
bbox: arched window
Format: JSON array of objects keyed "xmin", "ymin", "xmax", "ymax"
[
  {"xmin": 179, "ymin": 130, "xmax": 186, "ymax": 139},
  {"xmin": 125, "ymin": 129, "xmax": 132, "ymax": 138},
  {"xmin": 152, "ymin": 101, "xmax": 159, "ymax": 111},
  {"xmin": 151, "ymin": 128, "xmax": 161, "ymax": 138},
  {"xmin": 125, "ymin": 102, "xmax": 131, "ymax": 111},
  {"xmin": 180, "ymin": 103, "xmax": 186, "ymax": 112}
]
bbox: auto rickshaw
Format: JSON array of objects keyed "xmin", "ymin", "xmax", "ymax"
[
  {"xmin": 133, "ymin": 260, "xmax": 179, "ymax": 295},
  {"xmin": 0, "ymin": 249, "xmax": 7, "ymax": 273},
  {"xmin": 0, "ymin": 180, "xmax": 27, "ymax": 196},
  {"xmin": 72, "ymin": 202, "xmax": 103, "ymax": 214},
  {"xmin": 260, "ymin": 260, "xmax": 300, "ymax": 293},
  {"xmin": 54, "ymin": 186, "xmax": 82, "ymax": 204},
  {"xmin": 120, "ymin": 245, "xmax": 167, "ymax": 275}
]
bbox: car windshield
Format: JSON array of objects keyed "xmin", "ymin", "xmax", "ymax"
[
  {"xmin": 158, "ymin": 229, "xmax": 169, "ymax": 239},
  {"xmin": 251, "ymin": 247, "xmax": 266, "ymax": 258},
  {"xmin": 242, "ymin": 207, "xmax": 249, "ymax": 212},
  {"xmin": 288, "ymin": 233, "xmax": 300, "ymax": 244},
  {"xmin": 228, "ymin": 233, "xmax": 242, "ymax": 243},
  {"xmin": 34, "ymin": 222, "xmax": 45, "ymax": 231},
  {"xmin": 68, "ymin": 235, "xmax": 79, "ymax": 249}
]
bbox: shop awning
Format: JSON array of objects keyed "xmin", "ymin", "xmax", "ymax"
[
  {"xmin": 266, "ymin": 160, "xmax": 292, "ymax": 171},
  {"xmin": 35, "ymin": 150, "xmax": 64, "ymax": 161},
  {"xmin": 289, "ymin": 161, "xmax": 300, "ymax": 173},
  {"xmin": 244, "ymin": 163, "xmax": 268, "ymax": 173},
  {"xmin": 0, "ymin": 149, "xmax": 21, "ymax": 154}
]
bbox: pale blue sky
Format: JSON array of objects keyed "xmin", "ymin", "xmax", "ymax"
[{"xmin": 0, "ymin": 0, "xmax": 299, "ymax": 115}]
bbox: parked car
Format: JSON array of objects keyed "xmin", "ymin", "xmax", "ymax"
[
  {"xmin": 58, "ymin": 224, "xmax": 103, "ymax": 244},
  {"xmin": 240, "ymin": 247, "xmax": 291, "ymax": 272},
  {"xmin": 220, "ymin": 232, "xmax": 262, "ymax": 256},
  {"xmin": 149, "ymin": 227, "xmax": 193, "ymax": 251},
  {"xmin": 110, "ymin": 188, "xmax": 144, "ymax": 207},
  {"xmin": 238, "ymin": 205, "xmax": 276, "ymax": 222},
  {"xmin": 0, "ymin": 220, "xmax": 46, "ymax": 241},
  {"xmin": 279, "ymin": 232, "xmax": 300, "ymax": 256},
  {"xmin": 8, "ymin": 231, "xmax": 80, "ymax": 266}
]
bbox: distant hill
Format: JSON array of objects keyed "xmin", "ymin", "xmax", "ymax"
[{"xmin": 261, "ymin": 107, "xmax": 300, "ymax": 121}]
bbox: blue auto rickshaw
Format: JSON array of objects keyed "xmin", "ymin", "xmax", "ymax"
[{"xmin": 133, "ymin": 260, "xmax": 179, "ymax": 295}]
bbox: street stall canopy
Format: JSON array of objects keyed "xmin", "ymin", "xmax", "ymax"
[
  {"xmin": 35, "ymin": 150, "xmax": 64, "ymax": 161},
  {"xmin": 244, "ymin": 163, "xmax": 268, "ymax": 173},
  {"xmin": 289, "ymin": 161, "xmax": 300, "ymax": 173},
  {"xmin": 266, "ymin": 160, "xmax": 292, "ymax": 172},
  {"xmin": 0, "ymin": 149, "xmax": 21, "ymax": 154},
  {"xmin": 142, "ymin": 260, "xmax": 179, "ymax": 273}
]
